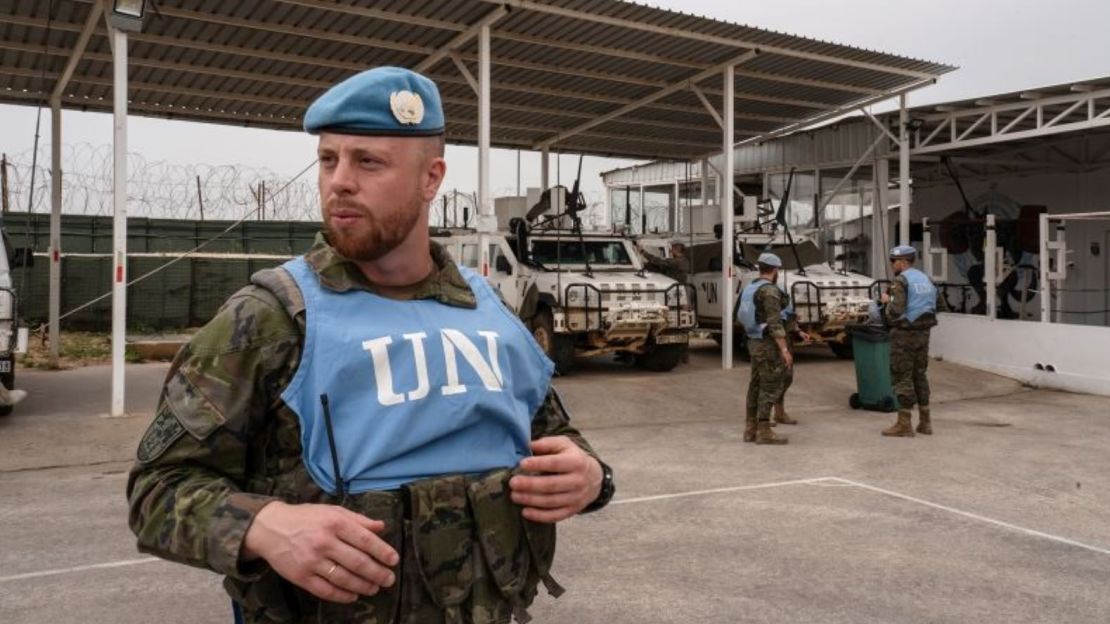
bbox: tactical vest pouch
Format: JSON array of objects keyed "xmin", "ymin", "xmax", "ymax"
[
  {"xmin": 407, "ymin": 475, "xmax": 476, "ymax": 624},
  {"xmin": 466, "ymin": 469, "xmax": 534, "ymax": 622},
  {"xmin": 225, "ymin": 491, "xmax": 404, "ymax": 624},
  {"xmin": 315, "ymin": 492, "xmax": 404, "ymax": 624}
]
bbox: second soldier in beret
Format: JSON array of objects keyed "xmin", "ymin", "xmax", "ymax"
[
  {"xmin": 127, "ymin": 66, "xmax": 614, "ymax": 623},
  {"xmin": 736, "ymin": 252, "xmax": 792, "ymax": 444}
]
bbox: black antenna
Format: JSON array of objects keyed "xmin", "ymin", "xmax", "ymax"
[
  {"xmin": 774, "ymin": 168, "xmax": 805, "ymax": 278},
  {"xmin": 319, "ymin": 394, "xmax": 346, "ymax": 502}
]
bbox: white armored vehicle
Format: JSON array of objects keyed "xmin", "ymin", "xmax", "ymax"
[
  {"xmin": 436, "ymin": 175, "xmax": 695, "ymax": 373},
  {"xmin": 640, "ymin": 231, "xmax": 876, "ymax": 358},
  {"xmin": 0, "ymin": 227, "xmax": 31, "ymax": 414}
]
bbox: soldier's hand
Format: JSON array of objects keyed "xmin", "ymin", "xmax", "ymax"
[
  {"xmin": 241, "ymin": 501, "xmax": 399, "ymax": 604},
  {"xmin": 781, "ymin": 348, "xmax": 794, "ymax": 369},
  {"xmin": 510, "ymin": 436, "xmax": 603, "ymax": 523},
  {"xmin": 880, "ymin": 293, "xmax": 890, "ymax": 304}
]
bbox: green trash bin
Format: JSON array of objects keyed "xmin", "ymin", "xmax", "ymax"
[{"xmin": 847, "ymin": 325, "xmax": 897, "ymax": 412}]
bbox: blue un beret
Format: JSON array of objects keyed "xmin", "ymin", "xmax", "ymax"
[
  {"xmin": 304, "ymin": 66, "xmax": 445, "ymax": 136},
  {"xmin": 758, "ymin": 252, "xmax": 783, "ymax": 268},
  {"xmin": 889, "ymin": 245, "xmax": 917, "ymax": 259}
]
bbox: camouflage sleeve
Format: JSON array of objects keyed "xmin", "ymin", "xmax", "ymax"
[
  {"xmin": 530, "ymin": 387, "xmax": 598, "ymax": 462},
  {"xmin": 126, "ymin": 286, "xmax": 301, "ymax": 579},
  {"xmin": 755, "ymin": 285, "xmax": 786, "ymax": 338},
  {"xmin": 884, "ymin": 276, "xmax": 908, "ymax": 323}
]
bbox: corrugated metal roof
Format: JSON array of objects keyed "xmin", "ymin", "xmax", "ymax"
[{"xmin": 0, "ymin": 0, "xmax": 953, "ymax": 161}]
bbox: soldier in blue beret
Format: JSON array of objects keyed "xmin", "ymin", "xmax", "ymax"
[
  {"xmin": 129, "ymin": 66, "xmax": 613, "ymax": 623},
  {"xmin": 736, "ymin": 252, "xmax": 792, "ymax": 444},
  {"xmin": 878, "ymin": 244, "xmax": 943, "ymax": 437}
]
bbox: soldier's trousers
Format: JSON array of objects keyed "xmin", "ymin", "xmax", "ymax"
[
  {"xmin": 779, "ymin": 339, "xmax": 795, "ymax": 403},
  {"xmin": 890, "ymin": 329, "xmax": 931, "ymax": 409},
  {"xmin": 747, "ymin": 338, "xmax": 787, "ymax": 421}
]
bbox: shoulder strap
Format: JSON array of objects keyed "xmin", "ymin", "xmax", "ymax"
[{"xmin": 250, "ymin": 266, "xmax": 306, "ymax": 332}]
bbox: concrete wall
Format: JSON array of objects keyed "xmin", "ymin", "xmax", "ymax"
[{"xmin": 932, "ymin": 313, "xmax": 1110, "ymax": 397}]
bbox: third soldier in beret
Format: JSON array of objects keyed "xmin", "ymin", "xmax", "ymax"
[{"xmin": 879, "ymin": 245, "xmax": 942, "ymax": 437}]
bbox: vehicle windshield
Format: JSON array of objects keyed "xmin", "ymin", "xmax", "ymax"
[
  {"xmin": 739, "ymin": 240, "xmax": 826, "ymax": 270},
  {"xmin": 530, "ymin": 239, "xmax": 635, "ymax": 267}
]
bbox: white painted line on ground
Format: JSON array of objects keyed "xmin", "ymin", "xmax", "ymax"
[
  {"xmin": 611, "ymin": 476, "xmax": 837, "ymax": 506},
  {"xmin": 0, "ymin": 557, "xmax": 160, "ymax": 584},
  {"xmin": 832, "ymin": 477, "xmax": 1110, "ymax": 557}
]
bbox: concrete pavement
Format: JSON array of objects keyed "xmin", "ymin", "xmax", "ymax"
[{"xmin": 1, "ymin": 342, "xmax": 1108, "ymax": 623}]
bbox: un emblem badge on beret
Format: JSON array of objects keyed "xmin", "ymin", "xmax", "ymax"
[{"xmin": 390, "ymin": 90, "xmax": 425, "ymax": 125}]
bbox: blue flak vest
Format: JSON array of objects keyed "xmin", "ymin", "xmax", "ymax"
[
  {"xmin": 280, "ymin": 257, "xmax": 555, "ymax": 494},
  {"xmin": 737, "ymin": 279, "xmax": 776, "ymax": 340},
  {"xmin": 899, "ymin": 267, "xmax": 938, "ymax": 323}
]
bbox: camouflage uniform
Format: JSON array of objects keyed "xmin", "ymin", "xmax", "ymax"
[
  {"xmin": 773, "ymin": 296, "xmax": 799, "ymax": 426},
  {"xmin": 127, "ymin": 236, "xmax": 598, "ymax": 624},
  {"xmin": 745, "ymin": 284, "xmax": 789, "ymax": 443},
  {"xmin": 882, "ymin": 275, "xmax": 940, "ymax": 409}
]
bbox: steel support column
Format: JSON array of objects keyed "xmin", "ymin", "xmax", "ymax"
[
  {"xmin": 110, "ymin": 24, "xmax": 128, "ymax": 417},
  {"xmin": 49, "ymin": 100, "xmax": 61, "ymax": 368},
  {"xmin": 721, "ymin": 64, "xmax": 735, "ymax": 369},
  {"xmin": 899, "ymin": 93, "xmax": 910, "ymax": 245},
  {"xmin": 476, "ymin": 23, "xmax": 492, "ymax": 276},
  {"xmin": 985, "ymin": 213, "xmax": 997, "ymax": 319},
  {"xmin": 1039, "ymin": 213, "xmax": 1050, "ymax": 322}
]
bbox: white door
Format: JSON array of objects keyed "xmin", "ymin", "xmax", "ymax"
[{"xmin": 487, "ymin": 241, "xmax": 522, "ymax": 309}]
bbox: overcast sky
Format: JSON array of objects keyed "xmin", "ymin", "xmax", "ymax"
[{"xmin": 1, "ymin": 0, "xmax": 1107, "ymax": 212}]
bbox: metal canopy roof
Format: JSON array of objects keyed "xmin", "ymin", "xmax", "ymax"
[{"xmin": 0, "ymin": 0, "xmax": 953, "ymax": 161}]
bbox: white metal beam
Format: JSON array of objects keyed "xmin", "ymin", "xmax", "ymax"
[
  {"xmin": 486, "ymin": 0, "xmax": 939, "ymax": 80},
  {"xmin": 414, "ymin": 6, "xmax": 508, "ymax": 73},
  {"xmin": 735, "ymin": 78, "xmax": 937, "ymax": 149},
  {"xmin": 861, "ymin": 106, "xmax": 899, "ymax": 145},
  {"xmin": 448, "ymin": 52, "xmax": 479, "ymax": 95},
  {"xmin": 536, "ymin": 50, "xmax": 759, "ymax": 151},
  {"xmin": 51, "ymin": 2, "xmax": 103, "ymax": 102},
  {"xmin": 691, "ymin": 86, "xmax": 724, "ymax": 129}
]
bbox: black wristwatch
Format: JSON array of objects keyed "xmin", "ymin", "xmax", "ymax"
[{"xmin": 582, "ymin": 460, "xmax": 615, "ymax": 514}]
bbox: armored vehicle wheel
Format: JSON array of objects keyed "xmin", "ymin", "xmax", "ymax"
[
  {"xmin": 830, "ymin": 340, "xmax": 854, "ymax": 360},
  {"xmin": 849, "ymin": 393, "xmax": 861, "ymax": 410},
  {"xmin": 531, "ymin": 309, "xmax": 574, "ymax": 374},
  {"xmin": 635, "ymin": 344, "xmax": 686, "ymax": 372}
]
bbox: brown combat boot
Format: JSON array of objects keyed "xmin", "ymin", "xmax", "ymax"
[
  {"xmin": 755, "ymin": 422, "xmax": 789, "ymax": 445},
  {"xmin": 882, "ymin": 410, "xmax": 915, "ymax": 437},
  {"xmin": 916, "ymin": 407, "xmax": 932, "ymax": 435},
  {"xmin": 744, "ymin": 409, "xmax": 758, "ymax": 443},
  {"xmin": 774, "ymin": 403, "xmax": 798, "ymax": 425}
]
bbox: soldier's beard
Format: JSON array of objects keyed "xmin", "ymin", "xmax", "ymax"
[{"xmin": 324, "ymin": 197, "xmax": 422, "ymax": 262}]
